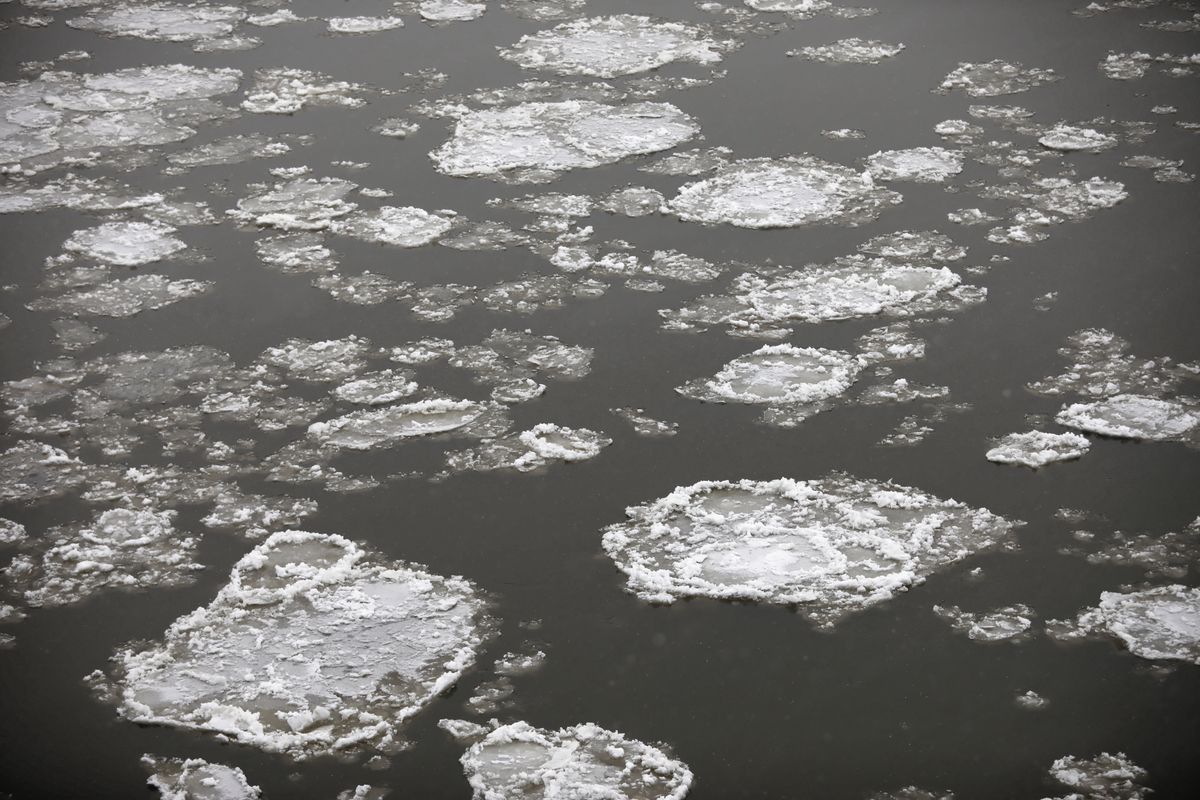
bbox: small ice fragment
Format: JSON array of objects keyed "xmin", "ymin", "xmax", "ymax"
[
  {"xmin": 788, "ymin": 38, "xmax": 904, "ymax": 64},
  {"xmin": 938, "ymin": 60, "xmax": 1061, "ymax": 97},
  {"xmin": 332, "ymin": 370, "xmax": 420, "ymax": 405},
  {"xmin": 866, "ymin": 148, "xmax": 963, "ymax": 183},
  {"xmin": 1015, "ymin": 690, "xmax": 1049, "ymax": 710},
  {"xmin": 331, "ymin": 206, "xmax": 454, "ymax": 247},
  {"xmin": 260, "ymin": 336, "xmax": 372, "ymax": 382},
  {"xmin": 142, "ymin": 754, "xmax": 261, "ymax": 800},
  {"xmin": 0, "ymin": 518, "xmax": 28, "ymax": 545},
  {"xmin": 985, "ymin": 431, "xmax": 1091, "ymax": 467},
  {"xmin": 1038, "ymin": 124, "xmax": 1119, "ymax": 152},
  {"xmin": 1046, "ymin": 752, "xmax": 1149, "ymax": 800},
  {"xmin": 932, "ymin": 603, "xmax": 1036, "ymax": 641},
  {"xmin": 611, "ymin": 407, "xmax": 679, "ymax": 438},
  {"xmin": 63, "ymin": 221, "xmax": 186, "ymax": 266}
]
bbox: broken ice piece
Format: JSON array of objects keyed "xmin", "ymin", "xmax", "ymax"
[
  {"xmin": 142, "ymin": 754, "xmax": 261, "ymax": 800},
  {"xmin": 1056, "ymin": 394, "xmax": 1200, "ymax": 442},
  {"xmin": 1052, "ymin": 585, "xmax": 1200, "ymax": 665},
  {"xmin": 932, "ymin": 603, "xmax": 1036, "ymax": 642},
  {"xmin": 63, "ymin": 221, "xmax": 186, "ymax": 266},
  {"xmin": 985, "ymin": 431, "xmax": 1091, "ymax": 468},
  {"xmin": 1045, "ymin": 752, "xmax": 1149, "ymax": 800}
]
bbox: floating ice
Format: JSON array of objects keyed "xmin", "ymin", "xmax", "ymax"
[
  {"xmin": 1052, "ymin": 585, "xmax": 1200, "ymax": 665},
  {"xmin": 933, "ymin": 603, "xmax": 1035, "ymax": 641},
  {"xmin": 602, "ymin": 475, "xmax": 1017, "ymax": 626},
  {"xmin": 419, "ymin": 0, "xmax": 487, "ymax": 22},
  {"xmin": 28, "ymin": 274, "xmax": 213, "ymax": 317},
  {"xmin": 502, "ymin": 0, "xmax": 589, "ymax": 21},
  {"xmin": 787, "ymin": 38, "xmax": 904, "ymax": 64},
  {"xmin": 333, "ymin": 371, "xmax": 420, "ymax": 406},
  {"xmin": 67, "ymin": 3, "xmax": 246, "ymax": 44},
  {"xmin": 430, "ymin": 101, "xmax": 699, "ymax": 181},
  {"xmin": 449, "ymin": 329, "xmax": 593, "ymax": 401},
  {"xmin": 0, "ymin": 518, "xmax": 27, "ymax": 545},
  {"xmin": 677, "ymin": 344, "xmax": 862, "ymax": 408},
  {"xmin": 1028, "ymin": 329, "xmax": 1196, "ymax": 400},
  {"xmin": 143, "ymin": 755, "xmax": 260, "ymax": 800},
  {"xmin": 611, "ymin": 407, "xmax": 679, "ymax": 438},
  {"xmin": 458, "ymin": 721, "xmax": 693, "ymax": 800},
  {"xmin": 309, "ymin": 399, "xmax": 508, "ymax": 450},
  {"xmin": 745, "ymin": 0, "xmax": 831, "ymax": 12},
  {"xmin": 328, "ymin": 17, "xmax": 405, "ymax": 34},
  {"xmin": 1080, "ymin": 518, "xmax": 1200, "ymax": 580},
  {"xmin": 259, "ymin": 337, "xmax": 373, "ymax": 382},
  {"xmin": 666, "ymin": 157, "xmax": 902, "ymax": 228},
  {"xmin": 985, "ymin": 431, "xmax": 1091, "ymax": 467},
  {"xmin": 446, "ymin": 423, "xmax": 611, "ymax": 473},
  {"xmin": 166, "ymin": 134, "xmax": 293, "ymax": 171},
  {"xmin": 866, "ymin": 148, "xmax": 963, "ymax": 183},
  {"xmin": 231, "ymin": 178, "xmax": 358, "ymax": 231},
  {"xmin": 102, "ymin": 531, "xmax": 494, "ymax": 757},
  {"xmin": 937, "ymin": 60, "xmax": 1061, "ymax": 96},
  {"xmin": 201, "ymin": 490, "xmax": 318, "ymax": 541},
  {"xmin": 1100, "ymin": 51, "xmax": 1200, "ymax": 81},
  {"xmin": 63, "ymin": 221, "xmax": 186, "ymax": 266},
  {"xmin": 1038, "ymin": 125, "xmax": 1119, "ymax": 152},
  {"xmin": 501, "ymin": 15, "xmax": 731, "ymax": 78},
  {"xmin": 1056, "ymin": 394, "xmax": 1200, "ymax": 442},
  {"xmin": 822, "ymin": 128, "xmax": 867, "ymax": 140},
  {"xmin": 1015, "ymin": 690, "xmax": 1048, "ymax": 710},
  {"xmin": 1045, "ymin": 752, "xmax": 1149, "ymax": 800},
  {"xmin": 4, "ymin": 508, "xmax": 202, "ymax": 607},
  {"xmin": 241, "ymin": 68, "xmax": 370, "ymax": 115},
  {"xmin": 601, "ymin": 186, "xmax": 666, "ymax": 217},
  {"xmin": 640, "ymin": 146, "xmax": 731, "ymax": 175},
  {"xmin": 868, "ymin": 789, "xmax": 954, "ymax": 800},
  {"xmin": 332, "ymin": 206, "xmax": 455, "ymax": 247}
]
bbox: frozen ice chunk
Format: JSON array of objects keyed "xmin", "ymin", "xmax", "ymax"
[
  {"xmin": 102, "ymin": 531, "xmax": 494, "ymax": 757},
  {"xmin": 1053, "ymin": 585, "xmax": 1200, "ymax": 665},
  {"xmin": 667, "ymin": 157, "xmax": 902, "ymax": 228},
  {"xmin": 420, "ymin": 0, "xmax": 487, "ymax": 22},
  {"xmin": 611, "ymin": 408, "xmax": 679, "ymax": 438},
  {"xmin": 328, "ymin": 17, "xmax": 405, "ymax": 34},
  {"xmin": 1038, "ymin": 125, "xmax": 1119, "ymax": 152},
  {"xmin": 201, "ymin": 490, "xmax": 318, "ymax": 540},
  {"xmin": 331, "ymin": 207, "xmax": 454, "ymax": 247},
  {"xmin": 0, "ymin": 518, "xmax": 28, "ymax": 545},
  {"xmin": 308, "ymin": 399, "xmax": 507, "ymax": 450},
  {"xmin": 678, "ymin": 344, "xmax": 861, "ymax": 405},
  {"xmin": 446, "ymin": 423, "xmax": 610, "ymax": 473},
  {"xmin": 67, "ymin": 3, "xmax": 246, "ymax": 43},
  {"xmin": 459, "ymin": 721, "xmax": 692, "ymax": 799},
  {"xmin": 501, "ymin": 15, "xmax": 731, "ymax": 78},
  {"xmin": 333, "ymin": 370, "xmax": 420, "ymax": 405},
  {"xmin": 602, "ymin": 475, "xmax": 1018, "ymax": 626},
  {"xmin": 1015, "ymin": 690, "xmax": 1048, "ymax": 710},
  {"xmin": 4, "ymin": 508, "xmax": 202, "ymax": 607},
  {"xmin": 1046, "ymin": 753, "xmax": 1149, "ymax": 800},
  {"xmin": 63, "ymin": 221, "xmax": 186, "ymax": 266},
  {"xmin": 430, "ymin": 101, "xmax": 699, "ymax": 181},
  {"xmin": 937, "ymin": 60, "xmax": 1061, "ymax": 96},
  {"xmin": 29, "ymin": 274, "xmax": 212, "ymax": 317},
  {"xmin": 1028, "ymin": 328, "xmax": 1195, "ymax": 399},
  {"xmin": 259, "ymin": 336, "xmax": 373, "ymax": 382},
  {"xmin": 1081, "ymin": 517, "xmax": 1200, "ymax": 580},
  {"xmin": 866, "ymin": 148, "xmax": 963, "ymax": 183},
  {"xmin": 788, "ymin": 38, "xmax": 904, "ymax": 64},
  {"xmin": 933, "ymin": 603, "xmax": 1035, "ymax": 641},
  {"xmin": 985, "ymin": 431, "xmax": 1091, "ymax": 467},
  {"xmin": 601, "ymin": 186, "xmax": 666, "ymax": 216},
  {"xmin": 241, "ymin": 68, "xmax": 370, "ymax": 115},
  {"xmin": 745, "ymin": 0, "xmax": 831, "ymax": 12},
  {"xmin": 231, "ymin": 178, "xmax": 358, "ymax": 231},
  {"xmin": 143, "ymin": 755, "xmax": 260, "ymax": 800},
  {"xmin": 166, "ymin": 134, "xmax": 292, "ymax": 171},
  {"xmin": 1056, "ymin": 394, "xmax": 1200, "ymax": 441},
  {"xmin": 868, "ymin": 790, "xmax": 953, "ymax": 800}
]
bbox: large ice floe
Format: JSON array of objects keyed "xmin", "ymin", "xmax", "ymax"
[
  {"xmin": 1049, "ymin": 585, "xmax": 1200, "ymax": 665},
  {"xmin": 454, "ymin": 721, "xmax": 692, "ymax": 799},
  {"xmin": 307, "ymin": 398, "xmax": 509, "ymax": 450},
  {"xmin": 98, "ymin": 531, "xmax": 494, "ymax": 757},
  {"xmin": 444, "ymin": 423, "xmax": 611, "ymax": 474},
  {"xmin": 601, "ymin": 475, "xmax": 1018, "ymax": 627},
  {"xmin": 985, "ymin": 431, "xmax": 1091, "ymax": 468},
  {"xmin": 430, "ymin": 101, "xmax": 699, "ymax": 181},
  {"xmin": 666, "ymin": 157, "xmax": 902, "ymax": 228},
  {"xmin": 62, "ymin": 221, "xmax": 187, "ymax": 266},
  {"xmin": 677, "ymin": 344, "xmax": 863, "ymax": 406},
  {"xmin": 500, "ymin": 15, "xmax": 733, "ymax": 78},
  {"xmin": 66, "ymin": 3, "xmax": 248, "ymax": 46},
  {"xmin": 1055, "ymin": 395, "xmax": 1200, "ymax": 442},
  {"xmin": 936, "ymin": 60, "xmax": 1061, "ymax": 96},
  {"xmin": 1044, "ymin": 752, "xmax": 1150, "ymax": 800},
  {"xmin": 142, "ymin": 755, "xmax": 261, "ymax": 800},
  {"xmin": 865, "ymin": 148, "xmax": 964, "ymax": 183}
]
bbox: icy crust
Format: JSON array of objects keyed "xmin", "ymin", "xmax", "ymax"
[
  {"xmin": 4, "ymin": 508, "xmax": 203, "ymax": 607},
  {"xmin": 63, "ymin": 221, "xmax": 186, "ymax": 266},
  {"xmin": 143, "ymin": 755, "xmax": 261, "ymax": 800},
  {"xmin": 103, "ymin": 531, "xmax": 494, "ymax": 758},
  {"xmin": 1046, "ymin": 753, "xmax": 1150, "ymax": 800},
  {"xmin": 445, "ymin": 423, "xmax": 611, "ymax": 474},
  {"xmin": 331, "ymin": 206, "xmax": 455, "ymax": 247},
  {"xmin": 601, "ymin": 476, "xmax": 1018, "ymax": 627},
  {"xmin": 985, "ymin": 431, "xmax": 1091, "ymax": 467},
  {"xmin": 666, "ymin": 157, "xmax": 902, "ymax": 229},
  {"xmin": 230, "ymin": 178, "xmax": 358, "ymax": 231},
  {"xmin": 933, "ymin": 603, "xmax": 1035, "ymax": 641},
  {"xmin": 28, "ymin": 274, "xmax": 214, "ymax": 318},
  {"xmin": 308, "ymin": 399, "xmax": 508, "ymax": 450},
  {"xmin": 1039, "ymin": 125, "xmax": 1119, "ymax": 152},
  {"xmin": 677, "ymin": 344, "xmax": 862, "ymax": 405},
  {"xmin": 67, "ymin": 3, "xmax": 246, "ymax": 44},
  {"xmin": 0, "ymin": 440, "xmax": 85, "ymax": 502},
  {"xmin": 430, "ymin": 101, "xmax": 699, "ymax": 181},
  {"xmin": 241, "ymin": 68, "xmax": 370, "ymax": 115},
  {"xmin": 500, "ymin": 15, "xmax": 732, "ymax": 78},
  {"xmin": 866, "ymin": 148, "xmax": 964, "ymax": 183},
  {"xmin": 460, "ymin": 721, "xmax": 693, "ymax": 800},
  {"xmin": 937, "ymin": 60, "xmax": 1061, "ymax": 96},
  {"xmin": 1056, "ymin": 395, "xmax": 1200, "ymax": 442},
  {"xmin": 1052, "ymin": 585, "xmax": 1200, "ymax": 665},
  {"xmin": 420, "ymin": 0, "xmax": 487, "ymax": 22},
  {"xmin": 788, "ymin": 38, "xmax": 905, "ymax": 64},
  {"xmin": 1028, "ymin": 329, "xmax": 1198, "ymax": 400}
]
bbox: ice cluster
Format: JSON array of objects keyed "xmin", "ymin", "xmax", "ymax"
[{"xmin": 1050, "ymin": 585, "xmax": 1200, "ymax": 665}]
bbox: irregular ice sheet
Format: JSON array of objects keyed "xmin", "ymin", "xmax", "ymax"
[
  {"xmin": 445, "ymin": 423, "xmax": 611, "ymax": 473},
  {"xmin": 788, "ymin": 38, "xmax": 904, "ymax": 64},
  {"xmin": 611, "ymin": 407, "xmax": 679, "ymax": 437},
  {"xmin": 1038, "ymin": 124, "xmax": 1119, "ymax": 152},
  {"xmin": 308, "ymin": 398, "xmax": 508, "ymax": 450},
  {"xmin": 677, "ymin": 344, "xmax": 862, "ymax": 405},
  {"xmin": 866, "ymin": 148, "xmax": 963, "ymax": 183},
  {"xmin": 459, "ymin": 721, "xmax": 692, "ymax": 800},
  {"xmin": 241, "ymin": 68, "xmax": 370, "ymax": 115},
  {"xmin": 1046, "ymin": 752, "xmax": 1150, "ymax": 800},
  {"xmin": 602, "ymin": 475, "xmax": 1017, "ymax": 626},
  {"xmin": 63, "ymin": 221, "xmax": 186, "ymax": 266},
  {"xmin": 143, "ymin": 755, "xmax": 261, "ymax": 800},
  {"xmin": 1052, "ymin": 585, "xmax": 1200, "ymax": 665},
  {"xmin": 667, "ymin": 157, "xmax": 902, "ymax": 228},
  {"xmin": 932, "ymin": 603, "xmax": 1035, "ymax": 641},
  {"xmin": 101, "ymin": 531, "xmax": 493, "ymax": 757},
  {"xmin": 420, "ymin": 0, "xmax": 487, "ymax": 22},
  {"xmin": 67, "ymin": 3, "xmax": 247, "ymax": 44},
  {"xmin": 430, "ymin": 101, "xmax": 699, "ymax": 180},
  {"xmin": 985, "ymin": 431, "xmax": 1091, "ymax": 467},
  {"xmin": 501, "ymin": 15, "xmax": 731, "ymax": 78},
  {"xmin": 1056, "ymin": 394, "xmax": 1200, "ymax": 442},
  {"xmin": 937, "ymin": 60, "xmax": 1061, "ymax": 96}
]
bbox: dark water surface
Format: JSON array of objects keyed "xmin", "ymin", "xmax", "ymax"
[{"xmin": 1, "ymin": 1, "xmax": 1198, "ymax": 798}]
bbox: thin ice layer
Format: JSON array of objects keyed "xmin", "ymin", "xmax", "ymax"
[
  {"xmin": 142, "ymin": 755, "xmax": 261, "ymax": 800},
  {"xmin": 102, "ymin": 531, "xmax": 493, "ymax": 757},
  {"xmin": 866, "ymin": 148, "xmax": 963, "ymax": 183},
  {"xmin": 985, "ymin": 431, "xmax": 1091, "ymax": 467},
  {"xmin": 1056, "ymin": 394, "xmax": 1200, "ymax": 441},
  {"xmin": 308, "ymin": 398, "xmax": 507, "ymax": 450},
  {"xmin": 63, "ymin": 221, "xmax": 186, "ymax": 266},
  {"xmin": 1053, "ymin": 585, "xmax": 1200, "ymax": 665},
  {"xmin": 602, "ymin": 475, "xmax": 1018, "ymax": 627},
  {"xmin": 676, "ymin": 344, "xmax": 862, "ymax": 405},
  {"xmin": 459, "ymin": 721, "xmax": 692, "ymax": 799},
  {"xmin": 1046, "ymin": 752, "xmax": 1150, "ymax": 800}
]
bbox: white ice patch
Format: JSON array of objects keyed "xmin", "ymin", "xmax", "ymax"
[
  {"xmin": 1045, "ymin": 752, "xmax": 1149, "ymax": 800},
  {"xmin": 611, "ymin": 407, "xmax": 679, "ymax": 438},
  {"xmin": 745, "ymin": 0, "xmax": 831, "ymax": 12},
  {"xmin": 985, "ymin": 431, "xmax": 1091, "ymax": 467},
  {"xmin": 102, "ymin": 531, "xmax": 493, "ymax": 757},
  {"xmin": 67, "ymin": 3, "xmax": 246, "ymax": 44},
  {"xmin": 308, "ymin": 399, "xmax": 505, "ymax": 450},
  {"xmin": 1052, "ymin": 585, "xmax": 1200, "ymax": 665},
  {"xmin": 28, "ymin": 274, "xmax": 213, "ymax": 317},
  {"xmin": 231, "ymin": 178, "xmax": 358, "ymax": 231},
  {"xmin": 63, "ymin": 221, "xmax": 186, "ymax": 266},
  {"xmin": 677, "ymin": 344, "xmax": 862, "ymax": 405},
  {"xmin": 866, "ymin": 148, "xmax": 963, "ymax": 183},
  {"xmin": 241, "ymin": 68, "xmax": 370, "ymax": 115},
  {"xmin": 143, "ymin": 755, "xmax": 261, "ymax": 800},
  {"xmin": 420, "ymin": 0, "xmax": 487, "ymax": 22},
  {"xmin": 459, "ymin": 721, "xmax": 693, "ymax": 800},
  {"xmin": 937, "ymin": 60, "xmax": 1061, "ymax": 96},
  {"xmin": 446, "ymin": 423, "xmax": 610, "ymax": 473},
  {"xmin": 259, "ymin": 336, "xmax": 373, "ymax": 382},
  {"xmin": 1038, "ymin": 125, "xmax": 1119, "ymax": 152},
  {"xmin": 1056, "ymin": 394, "xmax": 1200, "ymax": 442},
  {"xmin": 933, "ymin": 603, "xmax": 1035, "ymax": 641},
  {"xmin": 602, "ymin": 476, "xmax": 1017, "ymax": 627},
  {"xmin": 328, "ymin": 17, "xmax": 405, "ymax": 34},
  {"xmin": 666, "ymin": 157, "xmax": 902, "ymax": 228},
  {"xmin": 430, "ymin": 101, "xmax": 699, "ymax": 181},
  {"xmin": 501, "ymin": 15, "xmax": 731, "ymax": 78},
  {"xmin": 788, "ymin": 38, "xmax": 905, "ymax": 64},
  {"xmin": 332, "ymin": 370, "xmax": 420, "ymax": 406},
  {"xmin": 0, "ymin": 518, "xmax": 27, "ymax": 545},
  {"xmin": 331, "ymin": 206, "xmax": 455, "ymax": 247}
]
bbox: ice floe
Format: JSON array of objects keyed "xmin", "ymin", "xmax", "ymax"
[
  {"xmin": 866, "ymin": 148, "xmax": 963, "ymax": 183},
  {"xmin": 99, "ymin": 531, "xmax": 494, "ymax": 757},
  {"xmin": 308, "ymin": 399, "xmax": 509, "ymax": 450},
  {"xmin": 328, "ymin": 17, "xmax": 405, "ymax": 35},
  {"xmin": 143, "ymin": 755, "xmax": 260, "ymax": 800},
  {"xmin": 1050, "ymin": 585, "xmax": 1200, "ymax": 665},
  {"xmin": 331, "ymin": 206, "xmax": 455, "ymax": 247},
  {"xmin": 1056, "ymin": 395, "xmax": 1200, "ymax": 442},
  {"xmin": 933, "ymin": 603, "xmax": 1036, "ymax": 641},
  {"xmin": 937, "ymin": 60, "xmax": 1062, "ymax": 96},
  {"xmin": 62, "ymin": 221, "xmax": 186, "ymax": 266},
  {"xmin": 601, "ymin": 475, "xmax": 1018, "ymax": 626},
  {"xmin": 611, "ymin": 407, "xmax": 680, "ymax": 438},
  {"xmin": 1045, "ymin": 752, "xmax": 1150, "ymax": 800},
  {"xmin": 788, "ymin": 38, "xmax": 905, "ymax": 64},
  {"xmin": 445, "ymin": 423, "xmax": 611, "ymax": 474},
  {"xmin": 985, "ymin": 431, "xmax": 1091, "ymax": 467},
  {"xmin": 241, "ymin": 68, "xmax": 370, "ymax": 115},
  {"xmin": 420, "ymin": 0, "xmax": 487, "ymax": 23},
  {"xmin": 666, "ymin": 157, "xmax": 902, "ymax": 228},
  {"xmin": 430, "ymin": 101, "xmax": 699, "ymax": 181},
  {"xmin": 1038, "ymin": 124, "xmax": 1119, "ymax": 152},
  {"xmin": 676, "ymin": 344, "xmax": 862, "ymax": 412},
  {"xmin": 67, "ymin": 3, "xmax": 247, "ymax": 46},
  {"xmin": 457, "ymin": 721, "xmax": 692, "ymax": 799},
  {"xmin": 501, "ymin": 15, "xmax": 732, "ymax": 78},
  {"xmin": 1076, "ymin": 517, "xmax": 1200, "ymax": 580}
]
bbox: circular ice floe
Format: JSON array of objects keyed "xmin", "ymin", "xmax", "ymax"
[
  {"xmin": 67, "ymin": 3, "xmax": 247, "ymax": 43},
  {"xmin": 1072, "ymin": 586, "xmax": 1200, "ymax": 665},
  {"xmin": 1055, "ymin": 394, "xmax": 1200, "ymax": 441},
  {"xmin": 331, "ymin": 206, "xmax": 455, "ymax": 247},
  {"xmin": 666, "ymin": 157, "xmax": 902, "ymax": 228},
  {"xmin": 62, "ymin": 221, "xmax": 186, "ymax": 266},
  {"xmin": 602, "ymin": 476, "xmax": 1017, "ymax": 627},
  {"xmin": 142, "ymin": 755, "xmax": 260, "ymax": 800},
  {"xmin": 420, "ymin": 0, "xmax": 487, "ymax": 22},
  {"xmin": 985, "ymin": 431, "xmax": 1091, "ymax": 468},
  {"xmin": 500, "ymin": 14, "xmax": 731, "ymax": 78},
  {"xmin": 460, "ymin": 721, "xmax": 692, "ymax": 800},
  {"xmin": 518, "ymin": 423, "xmax": 609, "ymax": 461},
  {"xmin": 430, "ymin": 101, "xmax": 698, "ymax": 180},
  {"xmin": 677, "ymin": 344, "xmax": 862, "ymax": 405},
  {"xmin": 308, "ymin": 398, "xmax": 502, "ymax": 450},
  {"xmin": 866, "ymin": 148, "xmax": 964, "ymax": 183},
  {"xmin": 104, "ymin": 531, "xmax": 494, "ymax": 757},
  {"xmin": 745, "ymin": 0, "xmax": 830, "ymax": 12},
  {"xmin": 1038, "ymin": 125, "xmax": 1119, "ymax": 152}
]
